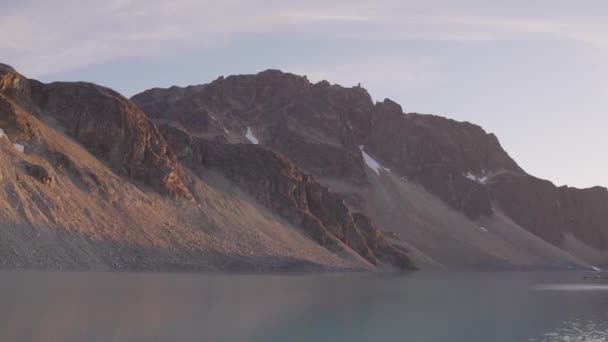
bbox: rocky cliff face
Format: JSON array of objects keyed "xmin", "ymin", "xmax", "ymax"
[
  {"xmin": 491, "ymin": 173, "xmax": 608, "ymax": 250},
  {"xmin": 0, "ymin": 64, "xmax": 414, "ymax": 271},
  {"xmin": 1, "ymin": 65, "xmax": 191, "ymax": 200},
  {"xmin": 160, "ymin": 124, "xmax": 412, "ymax": 269},
  {"xmin": 133, "ymin": 70, "xmax": 608, "ymax": 269},
  {"xmin": 133, "ymin": 71, "xmax": 523, "ymax": 219}
]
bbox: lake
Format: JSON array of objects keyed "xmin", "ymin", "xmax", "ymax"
[{"xmin": 0, "ymin": 271, "xmax": 606, "ymax": 341}]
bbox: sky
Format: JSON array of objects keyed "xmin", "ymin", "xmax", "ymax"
[{"xmin": 1, "ymin": 0, "xmax": 607, "ymax": 188}]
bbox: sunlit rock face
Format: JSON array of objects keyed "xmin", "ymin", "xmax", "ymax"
[
  {"xmin": 0, "ymin": 67, "xmax": 192, "ymax": 199},
  {"xmin": 37, "ymin": 82, "xmax": 192, "ymax": 199},
  {"xmin": 0, "ymin": 64, "xmax": 20, "ymax": 91}
]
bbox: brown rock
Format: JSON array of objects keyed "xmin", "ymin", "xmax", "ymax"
[
  {"xmin": 160, "ymin": 123, "xmax": 414, "ymax": 269},
  {"xmin": 133, "ymin": 69, "xmax": 608, "ymax": 260},
  {"xmin": 133, "ymin": 70, "xmax": 522, "ymax": 218},
  {"xmin": 3, "ymin": 75, "xmax": 193, "ymax": 199},
  {"xmin": 19, "ymin": 161, "xmax": 53, "ymax": 187}
]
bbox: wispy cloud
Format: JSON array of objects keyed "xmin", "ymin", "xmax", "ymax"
[
  {"xmin": 432, "ymin": 14, "xmax": 608, "ymax": 47},
  {"xmin": 0, "ymin": 0, "xmax": 391, "ymax": 76},
  {"xmin": 2, "ymin": 0, "xmax": 608, "ymax": 77}
]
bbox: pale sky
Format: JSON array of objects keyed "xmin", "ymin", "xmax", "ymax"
[{"xmin": 2, "ymin": 0, "xmax": 607, "ymax": 188}]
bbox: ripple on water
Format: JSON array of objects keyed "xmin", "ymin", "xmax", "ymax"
[{"xmin": 530, "ymin": 318, "xmax": 608, "ymax": 342}]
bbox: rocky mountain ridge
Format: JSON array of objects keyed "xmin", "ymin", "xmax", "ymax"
[
  {"xmin": 1, "ymin": 63, "xmax": 606, "ymax": 271},
  {"xmin": 133, "ymin": 69, "xmax": 608, "ymax": 269},
  {"xmin": 0, "ymin": 64, "xmax": 410, "ymax": 271}
]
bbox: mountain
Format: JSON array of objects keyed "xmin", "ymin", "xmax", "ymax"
[
  {"xmin": 132, "ymin": 70, "xmax": 608, "ymax": 270},
  {"xmin": 0, "ymin": 63, "xmax": 606, "ymax": 271},
  {"xmin": 0, "ymin": 64, "xmax": 409, "ymax": 271}
]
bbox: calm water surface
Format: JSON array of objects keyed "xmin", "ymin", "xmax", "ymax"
[{"xmin": 0, "ymin": 271, "xmax": 607, "ymax": 341}]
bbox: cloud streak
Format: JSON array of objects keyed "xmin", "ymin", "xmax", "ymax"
[
  {"xmin": 0, "ymin": 0, "xmax": 387, "ymax": 76},
  {"xmin": 1, "ymin": 0, "xmax": 607, "ymax": 188},
  {"xmin": 3, "ymin": 0, "xmax": 608, "ymax": 77},
  {"xmin": 432, "ymin": 14, "xmax": 608, "ymax": 47}
]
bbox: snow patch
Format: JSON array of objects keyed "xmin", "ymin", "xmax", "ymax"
[
  {"xmin": 346, "ymin": 120, "xmax": 353, "ymax": 130},
  {"xmin": 13, "ymin": 143, "xmax": 24, "ymax": 153},
  {"xmin": 591, "ymin": 266, "xmax": 602, "ymax": 272},
  {"xmin": 479, "ymin": 226, "xmax": 489, "ymax": 233},
  {"xmin": 359, "ymin": 145, "xmax": 389, "ymax": 175},
  {"xmin": 245, "ymin": 127, "xmax": 259, "ymax": 144},
  {"xmin": 0, "ymin": 128, "xmax": 7, "ymax": 140},
  {"xmin": 223, "ymin": 127, "xmax": 230, "ymax": 134},
  {"xmin": 464, "ymin": 172, "xmax": 489, "ymax": 184}
]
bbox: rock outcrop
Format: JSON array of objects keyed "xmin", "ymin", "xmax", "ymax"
[{"xmin": 1, "ymin": 65, "xmax": 191, "ymax": 199}]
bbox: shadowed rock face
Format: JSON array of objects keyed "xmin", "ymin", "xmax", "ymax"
[
  {"xmin": 367, "ymin": 99, "xmax": 522, "ymax": 218},
  {"xmin": 491, "ymin": 174, "xmax": 608, "ymax": 250},
  {"xmin": 133, "ymin": 69, "xmax": 608, "ymax": 256},
  {"xmin": 133, "ymin": 71, "xmax": 522, "ymax": 219},
  {"xmin": 160, "ymin": 124, "xmax": 414, "ymax": 269},
  {"xmin": 134, "ymin": 71, "xmax": 376, "ymax": 183}
]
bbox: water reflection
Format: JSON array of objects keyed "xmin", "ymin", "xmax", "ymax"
[{"xmin": 0, "ymin": 271, "xmax": 606, "ymax": 342}]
